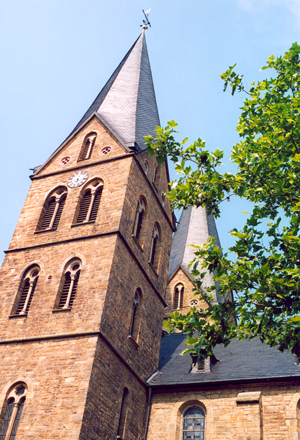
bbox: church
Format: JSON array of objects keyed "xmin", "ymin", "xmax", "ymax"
[{"xmin": 0, "ymin": 30, "xmax": 300, "ymax": 440}]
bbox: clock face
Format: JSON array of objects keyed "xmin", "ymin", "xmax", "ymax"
[{"xmin": 68, "ymin": 171, "xmax": 89, "ymax": 188}]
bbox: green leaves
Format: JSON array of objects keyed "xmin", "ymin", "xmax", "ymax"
[{"xmin": 146, "ymin": 43, "xmax": 300, "ymax": 358}]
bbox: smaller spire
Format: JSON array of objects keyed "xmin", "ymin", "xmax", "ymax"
[{"xmin": 168, "ymin": 206, "xmax": 222, "ymax": 303}]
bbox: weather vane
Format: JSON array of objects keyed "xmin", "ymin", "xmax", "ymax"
[{"xmin": 141, "ymin": 8, "xmax": 151, "ymax": 29}]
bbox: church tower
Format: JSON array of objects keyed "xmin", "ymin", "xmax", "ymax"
[{"xmin": 0, "ymin": 32, "xmax": 174, "ymax": 439}]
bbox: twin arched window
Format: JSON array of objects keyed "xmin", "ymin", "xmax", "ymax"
[
  {"xmin": 78, "ymin": 132, "xmax": 97, "ymax": 161},
  {"xmin": 13, "ymin": 265, "xmax": 40, "ymax": 316},
  {"xmin": 36, "ymin": 178, "xmax": 103, "ymax": 232},
  {"xmin": 12, "ymin": 259, "xmax": 82, "ymax": 316},
  {"xmin": 174, "ymin": 283, "xmax": 184, "ymax": 310},
  {"xmin": 182, "ymin": 406, "xmax": 205, "ymax": 440},
  {"xmin": 37, "ymin": 187, "xmax": 67, "ymax": 231},
  {"xmin": 0, "ymin": 383, "xmax": 27, "ymax": 440},
  {"xmin": 75, "ymin": 179, "xmax": 103, "ymax": 224},
  {"xmin": 56, "ymin": 259, "xmax": 81, "ymax": 309},
  {"xmin": 129, "ymin": 289, "xmax": 142, "ymax": 341}
]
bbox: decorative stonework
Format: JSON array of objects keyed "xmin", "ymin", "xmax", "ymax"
[{"xmin": 100, "ymin": 146, "xmax": 112, "ymax": 156}]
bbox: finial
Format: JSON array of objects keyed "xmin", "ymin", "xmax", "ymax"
[{"xmin": 141, "ymin": 8, "xmax": 151, "ymax": 29}]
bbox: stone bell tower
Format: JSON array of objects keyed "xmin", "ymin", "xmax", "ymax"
[{"xmin": 0, "ymin": 32, "xmax": 174, "ymax": 440}]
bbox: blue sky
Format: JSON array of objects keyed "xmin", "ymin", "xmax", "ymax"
[{"xmin": 0, "ymin": 0, "xmax": 299, "ymax": 264}]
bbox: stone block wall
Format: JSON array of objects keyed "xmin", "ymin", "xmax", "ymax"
[{"xmin": 147, "ymin": 382, "xmax": 300, "ymax": 440}]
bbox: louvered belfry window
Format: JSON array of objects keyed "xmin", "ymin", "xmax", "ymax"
[
  {"xmin": 14, "ymin": 266, "xmax": 40, "ymax": 316},
  {"xmin": 37, "ymin": 187, "xmax": 67, "ymax": 231},
  {"xmin": 182, "ymin": 407, "xmax": 205, "ymax": 440},
  {"xmin": 0, "ymin": 384, "xmax": 27, "ymax": 440},
  {"xmin": 149, "ymin": 223, "xmax": 161, "ymax": 271},
  {"xmin": 133, "ymin": 197, "xmax": 147, "ymax": 243},
  {"xmin": 174, "ymin": 283, "xmax": 184, "ymax": 310},
  {"xmin": 57, "ymin": 260, "xmax": 81, "ymax": 309},
  {"xmin": 75, "ymin": 179, "xmax": 103, "ymax": 224},
  {"xmin": 117, "ymin": 388, "xmax": 129, "ymax": 439},
  {"xmin": 78, "ymin": 132, "xmax": 97, "ymax": 161}
]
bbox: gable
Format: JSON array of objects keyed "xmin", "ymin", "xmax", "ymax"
[{"xmin": 35, "ymin": 116, "xmax": 129, "ymax": 177}]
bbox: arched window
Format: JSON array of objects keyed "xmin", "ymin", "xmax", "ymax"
[
  {"xmin": 174, "ymin": 283, "xmax": 184, "ymax": 310},
  {"xmin": 133, "ymin": 197, "xmax": 147, "ymax": 245},
  {"xmin": 153, "ymin": 163, "xmax": 161, "ymax": 191},
  {"xmin": 56, "ymin": 259, "xmax": 81, "ymax": 309},
  {"xmin": 13, "ymin": 265, "xmax": 40, "ymax": 316},
  {"xmin": 0, "ymin": 383, "xmax": 27, "ymax": 440},
  {"xmin": 75, "ymin": 179, "xmax": 103, "ymax": 224},
  {"xmin": 117, "ymin": 388, "xmax": 129, "ymax": 439},
  {"xmin": 129, "ymin": 289, "xmax": 142, "ymax": 341},
  {"xmin": 37, "ymin": 187, "xmax": 67, "ymax": 231},
  {"xmin": 182, "ymin": 406, "xmax": 205, "ymax": 440},
  {"xmin": 78, "ymin": 132, "xmax": 97, "ymax": 161},
  {"xmin": 149, "ymin": 223, "xmax": 161, "ymax": 271}
]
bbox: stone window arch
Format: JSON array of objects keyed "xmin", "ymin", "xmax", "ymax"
[
  {"xmin": 129, "ymin": 288, "xmax": 142, "ymax": 341},
  {"xmin": 37, "ymin": 186, "xmax": 67, "ymax": 231},
  {"xmin": 117, "ymin": 387, "xmax": 129, "ymax": 439},
  {"xmin": 12, "ymin": 265, "xmax": 40, "ymax": 316},
  {"xmin": 55, "ymin": 258, "xmax": 82, "ymax": 310},
  {"xmin": 78, "ymin": 132, "xmax": 97, "ymax": 161},
  {"xmin": 182, "ymin": 406, "xmax": 206, "ymax": 440},
  {"xmin": 74, "ymin": 178, "xmax": 103, "ymax": 224},
  {"xmin": 174, "ymin": 283, "xmax": 184, "ymax": 310},
  {"xmin": 0, "ymin": 382, "xmax": 27, "ymax": 440},
  {"xmin": 133, "ymin": 196, "xmax": 148, "ymax": 246},
  {"xmin": 149, "ymin": 222, "xmax": 162, "ymax": 271}
]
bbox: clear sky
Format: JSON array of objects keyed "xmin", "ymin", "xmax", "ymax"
[{"xmin": 0, "ymin": 0, "xmax": 299, "ymax": 264}]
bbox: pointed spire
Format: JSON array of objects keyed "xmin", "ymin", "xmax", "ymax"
[
  {"xmin": 168, "ymin": 206, "xmax": 222, "ymax": 303},
  {"xmin": 72, "ymin": 32, "xmax": 160, "ymax": 151}
]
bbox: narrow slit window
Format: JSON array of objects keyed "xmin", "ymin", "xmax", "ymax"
[
  {"xmin": 37, "ymin": 187, "xmax": 67, "ymax": 231},
  {"xmin": 78, "ymin": 132, "xmax": 97, "ymax": 161},
  {"xmin": 133, "ymin": 197, "xmax": 147, "ymax": 244},
  {"xmin": 129, "ymin": 289, "xmax": 142, "ymax": 341},
  {"xmin": 13, "ymin": 265, "xmax": 40, "ymax": 316},
  {"xmin": 149, "ymin": 223, "xmax": 161, "ymax": 271},
  {"xmin": 153, "ymin": 163, "xmax": 161, "ymax": 191},
  {"xmin": 75, "ymin": 179, "xmax": 103, "ymax": 224},
  {"xmin": 117, "ymin": 388, "xmax": 129, "ymax": 440},
  {"xmin": 57, "ymin": 260, "xmax": 81, "ymax": 309}
]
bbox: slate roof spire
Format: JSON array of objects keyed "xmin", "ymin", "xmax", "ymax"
[
  {"xmin": 72, "ymin": 31, "xmax": 160, "ymax": 151},
  {"xmin": 168, "ymin": 206, "xmax": 222, "ymax": 303}
]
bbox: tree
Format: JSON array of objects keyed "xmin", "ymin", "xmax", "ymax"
[{"xmin": 146, "ymin": 43, "xmax": 300, "ymax": 361}]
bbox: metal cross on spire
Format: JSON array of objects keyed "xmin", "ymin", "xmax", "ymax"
[{"xmin": 141, "ymin": 8, "xmax": 151, "ymax": 29}]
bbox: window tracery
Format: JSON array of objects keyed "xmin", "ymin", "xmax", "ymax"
[
  {"xmin": 0, "ymin": 383, "xmax": 27, "ymax": 440},
  {"xmin": 13, "ymin": 265, "xmax": 40, "ymax": 316},
  {"xmin": 75, "ymin": 179, "xmax": 103, "ymax": 224},
  {"xmin": 37, "ymin": 187, "xmax": 67, "ymax": 231},
  {"xmin": 56, "ymin": 259, "xmax": 81, "ymax": 309}
]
